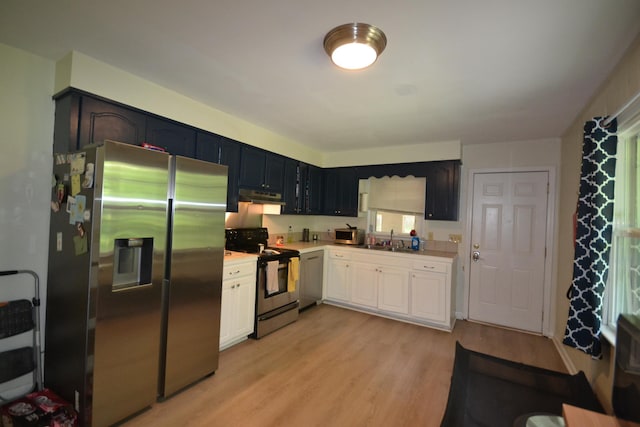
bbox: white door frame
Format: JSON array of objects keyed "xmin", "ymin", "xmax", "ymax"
[{"xmin": 463, "ymin": 167, "xmax": 557, "ymax": 337}]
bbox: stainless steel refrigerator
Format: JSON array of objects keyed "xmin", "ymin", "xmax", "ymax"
[{"xmin": 45, "ymin": 141, "xmax": 227, "ymax": 426}]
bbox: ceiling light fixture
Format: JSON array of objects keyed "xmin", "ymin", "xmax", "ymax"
[{"xmin": 323, "ymin": 23, "xmax": 387, "ymax": 70}]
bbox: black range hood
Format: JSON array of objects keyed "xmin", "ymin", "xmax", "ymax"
[{"xmin": 238, "ymin": 188, "xmax": 285, "ymax": 205}]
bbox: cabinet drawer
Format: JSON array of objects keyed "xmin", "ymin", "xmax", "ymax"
[
  {"xmin": 329, "ymin": 250, "xmax": 351, "ymax": 260},
  {"xmin": 412, "ymin": 260, "xmax": 448, "ymax": 273},
  {"xmin": 223, "ymin": 262, "xmax": 256, "ymax": 279}
]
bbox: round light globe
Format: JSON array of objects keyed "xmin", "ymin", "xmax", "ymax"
[
  {"xmin": 323, "ymin": 23, "xmax": 387, "ymax": 71},
  {"xmin": 331, "ymin": 42, "xmax": 378, "ymax": 70}
]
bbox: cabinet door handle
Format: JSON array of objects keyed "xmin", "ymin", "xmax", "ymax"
[
  {"xmin": 423, "ymin": 266, "xmax": 435, "ymax": 269},
  {"xmin": 308, "ymin": 256, "xmax": 320, "ymax": 260}
]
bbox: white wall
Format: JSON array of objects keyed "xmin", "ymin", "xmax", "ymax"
[
  {"xmin": 55, "ymin": 51, "xmax": 323, "ymax": 166},
  {"xmin": 323, "ymin": 140, "xmax": 462, "ymax": 167},
  {"xmin": 56, "ymin": 51, "xmax": 464, "ymax": 168},
  {"xmin": 0, "ymin": 43, "xmax": 55, "ymax": 396},
  {"xmin": 261, "ymin": 213, "xmax": 367, "ymax": 243}
]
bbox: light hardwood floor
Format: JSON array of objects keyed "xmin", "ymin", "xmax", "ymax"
[{"xmin": 123, "ymin": 304, "xmax": 566, "ymax": 427}]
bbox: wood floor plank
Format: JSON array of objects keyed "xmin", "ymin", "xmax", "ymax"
[{"xmin": 123, "ymin": 304, "xmax": 566, "ymax": 427}]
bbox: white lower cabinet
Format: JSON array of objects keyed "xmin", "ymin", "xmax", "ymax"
[
  {"xmin": 351, "ymin": 263, "xmax": 408, "ymax": 312},
  {"xmin": 410, "ymin": 271, "xmax": 447, "ymax": 323},
  {"xmin": 220, "ymin": 258, "xmax": 257, "ymax": 350},
  {"xmin": 326, "ymin": 251, "xmax": 352, "ymax": 302},
  {"xmin": 351, "ymin": 262, "xmax": 379, "ymax": 308},
  {"xmin": 409, "ymin": 259, "xmax": 454, "ymax": 327},
  {"xmin": 377, "ymin": 266, "xmax": 409, "ymax": 314},
  {"xmin": 325, "ymin": 248, "xmax": 456, "ymax": 331}
]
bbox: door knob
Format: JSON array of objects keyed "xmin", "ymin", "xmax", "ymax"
[{"xmin": 472, "ymin": 251, "xmax": 481, "ymax": 262}]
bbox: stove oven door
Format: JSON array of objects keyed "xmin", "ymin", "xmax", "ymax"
[
  {"xmin": 253, "ymin": 255, "xmax": 300, "ymax": 338},
  {"xmin": 257, "ymin": 257, "xmax": 299, "ymax": 315}
]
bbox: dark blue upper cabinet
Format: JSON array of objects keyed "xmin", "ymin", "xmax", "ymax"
[
  {"xmin": 306, "ymin": 165, "xmax": 324, "ymax": 215},
  {"xmin": 219, "ymin": 138, "xmax": 241, "ymax": 213},
  {"xmin": 145, "ymin": 117, "xmax": 196, "ymax": 157},
  {"xmin": 281, "ymin": 159, "xmax": 300, "ymax": 214},
  {"xmin": 195, "ymin": 132, "xmax": 241, "ymax": 212},
  {"xmin": 239, "ymin": 146, "xmax": 285, "ymax": 193},
  {"xmin": 53, "ymin": 90, "xmax": 461, "ymax": 220},
  {"xmin": 323, "ymin": 167, "xmax": 358, "ymax": 217},
  {"xmin": 425, "ymin": 160, "xmax": 460, "ymax": 221},
  {"xmin": 77, "ymin": 95, "xmax": 146, "ymax": 149},
  {"xmin": 195, "ymin": 132, "xmax": 221, "ymax": 163}
]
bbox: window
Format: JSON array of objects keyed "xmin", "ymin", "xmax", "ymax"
[
  {"xmin": 374, "ymin": 210, "xmax": 417, "ymax": 234},
  {"xmin": 607, "ymin": 120, "xmax": 640, "ymax": 328},
  {"xmin": 365, "ymin": 176, "xmax": 425, "ymax": 240}
]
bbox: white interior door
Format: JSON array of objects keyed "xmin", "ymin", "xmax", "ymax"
[{"xmin": 468, "ymin": 171, "xmax": 549, "ymax": 333}]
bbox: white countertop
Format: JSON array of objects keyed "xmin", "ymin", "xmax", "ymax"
[
  {"xmin": 223, "ymin": 251, "xmax": 258, "ymax": 265},
  {"xmin": 271, "ymin": 241, "xmax": 458, "ymax": 260},
  {"xmin": 223, "ymin": 242, "xmax": 458, "ymax": 263}
]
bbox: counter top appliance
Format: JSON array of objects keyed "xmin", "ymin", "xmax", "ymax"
[
  {"xmin": 335, "ymin": 226, "xmax": 364, "ymax": 245},
  {"xmin": 225, "ymin": 228, "xmax": 300, "ymax": 338}
]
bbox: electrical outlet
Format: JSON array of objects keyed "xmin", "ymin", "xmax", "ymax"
[
  {"xmin": 427, "ymin": 232, "xmax": 434, "ymax": 240},
  {"xmin": 448, "ymin": 234, "xmax": 462, "ymax": 243}
]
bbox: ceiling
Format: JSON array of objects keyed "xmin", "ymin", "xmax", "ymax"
[{"xmin": 2, "ymin": 1, "xmax": 640, "ymax": 152}]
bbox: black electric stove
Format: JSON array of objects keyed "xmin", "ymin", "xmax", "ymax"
[
  {"xmin": 225, "ymin": 227, "xmax": 300, "ymax": 261},
  {"xmin": 225, "ymin": 227, "xmax": 301, "ymax": 338}
]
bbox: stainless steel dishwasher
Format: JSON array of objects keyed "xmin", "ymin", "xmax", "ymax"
[{"xmin": 299, "ymin": 250, "xmax": 324, "ymax": 310}]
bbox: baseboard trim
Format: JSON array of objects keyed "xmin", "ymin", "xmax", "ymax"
[{"xmin": 552, "ymin": 335, "xmax": 578, "ymax": 374}]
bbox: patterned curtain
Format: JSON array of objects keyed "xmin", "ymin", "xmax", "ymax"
[{"xmin": 563, "ymin": 117, "xmax": 617, "ymax": 358}]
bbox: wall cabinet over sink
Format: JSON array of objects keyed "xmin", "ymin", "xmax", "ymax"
[{"xmin": 358, "ymin": 161, "xmax": 461, "ymax": 221}]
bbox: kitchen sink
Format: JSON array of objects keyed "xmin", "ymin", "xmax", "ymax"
[{"xmin": 357, "ymin": 245, "xmax": 416, "ymax": 254}]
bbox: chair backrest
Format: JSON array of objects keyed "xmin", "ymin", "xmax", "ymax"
[{"xmin": 612, "ymin": 314, "xmax": 640, "ymax": 423}]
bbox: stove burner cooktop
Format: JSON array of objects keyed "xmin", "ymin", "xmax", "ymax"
[{"xmin": 225, "ymin": 228, "xmax": 299, "ymax": 259}]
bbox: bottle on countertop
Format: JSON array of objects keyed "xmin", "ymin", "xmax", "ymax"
[
  {"xmin": 366, "ymin": 233, "xmax": 376, "ymax": 246},
  {"xmin": 411, "ymin": 236, "xmax": 420, "ymax": 251},
  {"xmin": 410, "ymin": 229, "xmax": 419, "ymax": 251}
]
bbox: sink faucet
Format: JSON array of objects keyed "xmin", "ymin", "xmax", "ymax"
[{"xmin": 390, "ymin": 229, "xmax": 394, "ymax": 247}]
